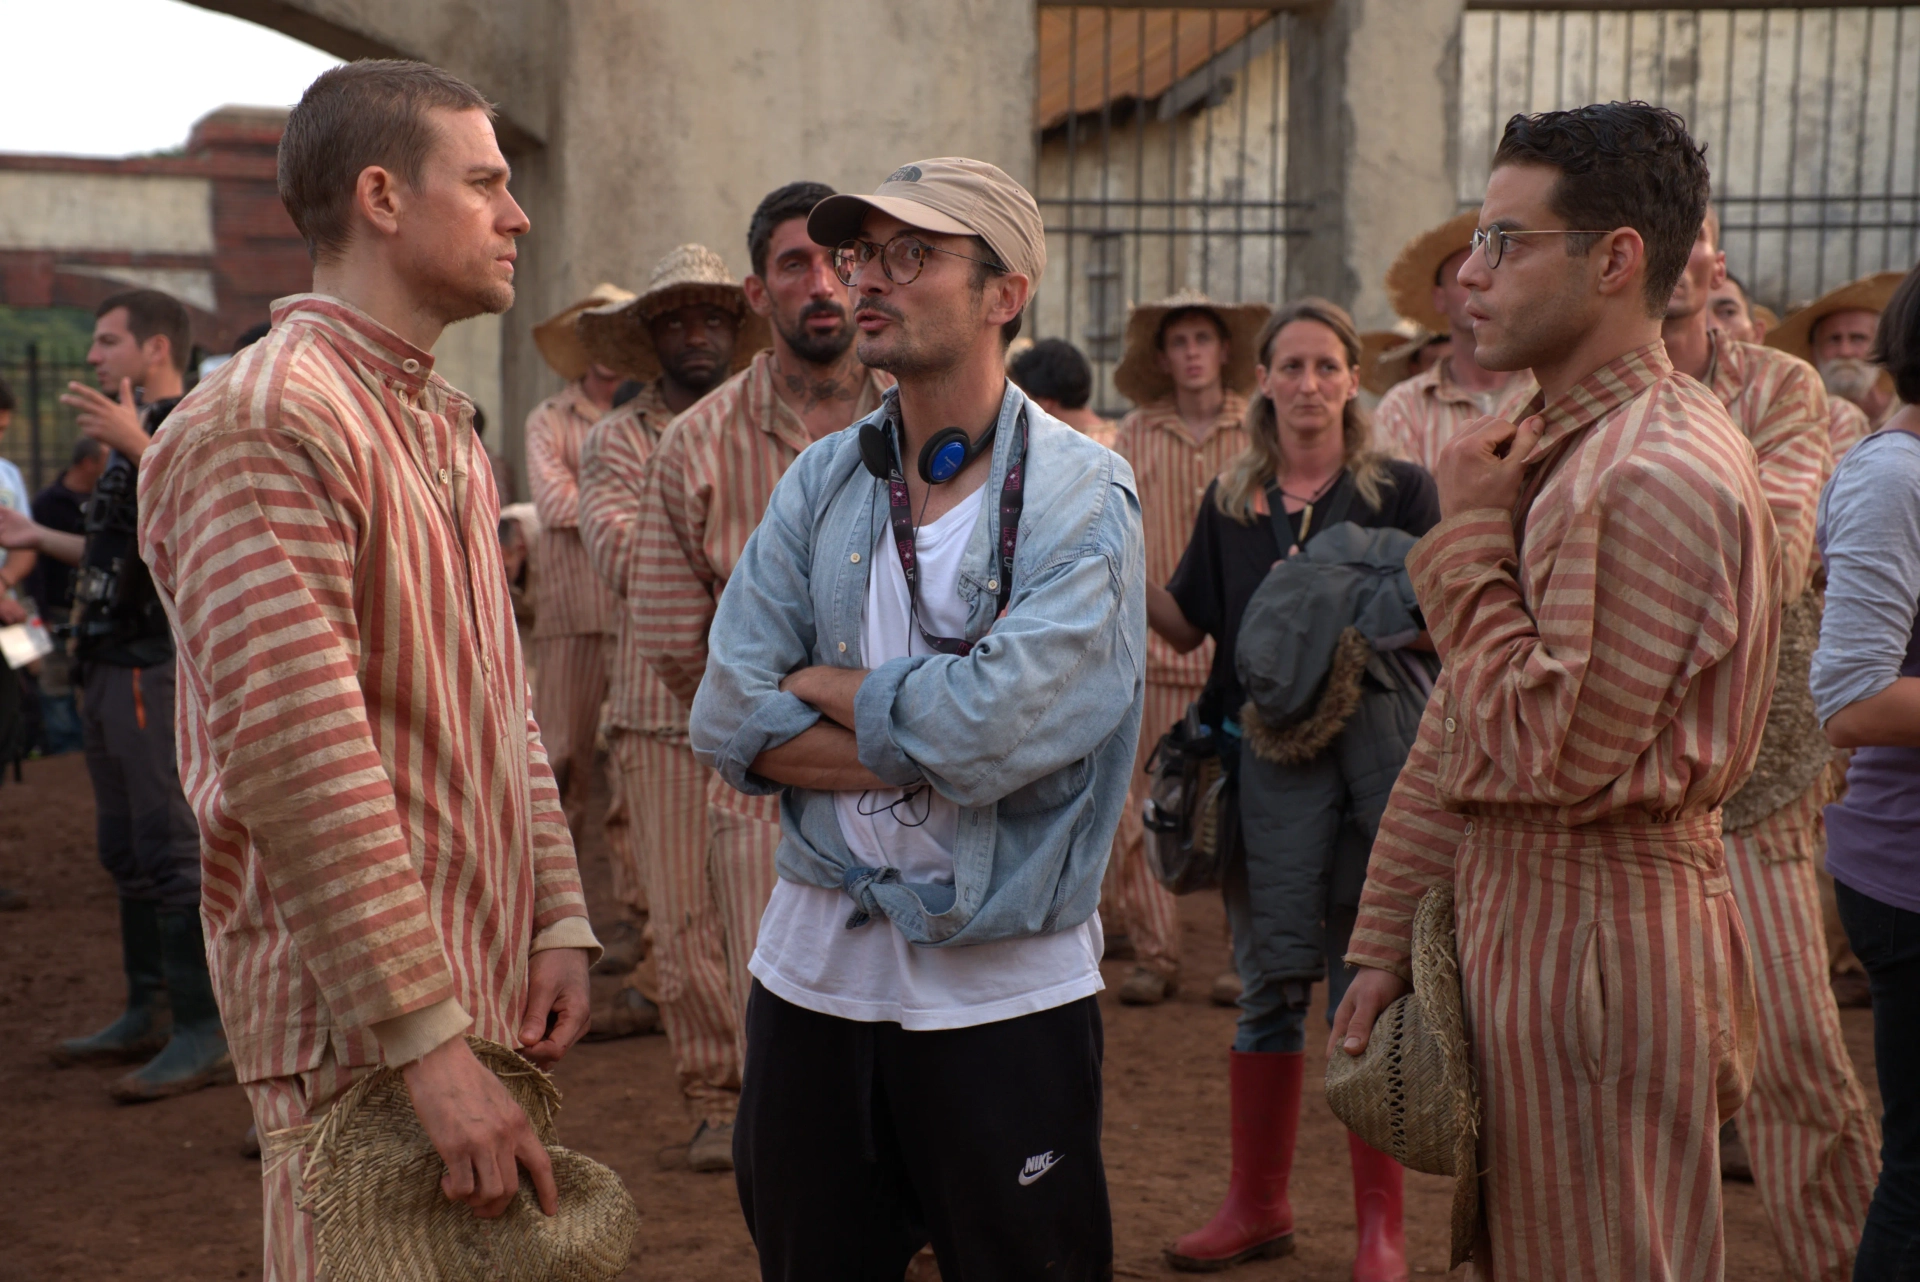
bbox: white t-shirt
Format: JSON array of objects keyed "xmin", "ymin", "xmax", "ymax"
[
  {"xmin": 750, "ymin": 485, "xmax": 1104, "ymax": 1030},
  {"xmin": 0, "ymin": 458, "xmax": 28, "ymax": 578}
]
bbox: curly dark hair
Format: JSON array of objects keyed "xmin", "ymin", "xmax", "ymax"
[
  {"xmin": 1492, "ymin": 101, "xmax": 1710, "ymax": 317},
  {"xmin": 747, "ymin": 181, "xmax": 838, "ymax": 279},
  {"xmin": 1008, "ymin": 338, "xmax": 1093, "ymax": 409}
]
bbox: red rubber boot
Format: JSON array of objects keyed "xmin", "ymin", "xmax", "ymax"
[
  {"xmin": 1165, "ymin": 1050, "xmax": 1303, "ymax": 1272},
  {"xmin": 1348, "ymin": 1131, "xmax": 1409, "ymax": 1282}
]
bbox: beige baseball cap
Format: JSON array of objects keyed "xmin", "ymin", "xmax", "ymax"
[{"xmin": 807, "ymin": 158, "xmax": 1046, "ymax": 286}]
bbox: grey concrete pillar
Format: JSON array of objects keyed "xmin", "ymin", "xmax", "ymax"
[{"xmin": 1286, "ymin": 0, "xmax": 1463, "ymax": 330}]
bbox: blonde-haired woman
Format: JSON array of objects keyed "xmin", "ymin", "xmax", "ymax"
[{"xmin": 1151, "ymin": 299, "xmax": 1438, "ymax": 1279}]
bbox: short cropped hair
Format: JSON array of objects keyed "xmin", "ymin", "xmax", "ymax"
[
  {"xmin": 1872, "ymin": 262, "xmax": 1920, "ymax": 406},
  {"xmin": 748, "ymin": 181, "xmax": 837, "ymax": 279},
  {"xmin": 1009, "ymin": 338, "xmax": 1094, "ymax": 409},
  {"xmin": 279, "ymin": 59, "xmax": 493, "ymax": 261},
  {"xmin": 70, "ymin": 436, "xmax": 106, "ymax": 467},
  {"xmin": 97, "ymin": 290, "xmax": 192, "ymax": 374},
  {"xmin": 1492, "ymin": 102, "xmax": 1710, "ymax": 316}
]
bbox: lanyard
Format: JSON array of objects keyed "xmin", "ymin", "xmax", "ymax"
[{"xmin": 881, "ymin": 408, "xmax": 1026, "ymax": 656}]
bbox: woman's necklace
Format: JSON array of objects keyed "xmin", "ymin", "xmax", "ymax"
[{"xmin": 1277, "ymin": 468, "xmax": 1343, "ymax": 544}]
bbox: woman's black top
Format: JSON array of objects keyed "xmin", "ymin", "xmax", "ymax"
[{"xmin": 1165, "ymin": 459, "xmax": 1442, "ymax": 725}]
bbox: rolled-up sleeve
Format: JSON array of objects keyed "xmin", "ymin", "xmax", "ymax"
[{"xmin": 1812, "ymin": 433, "xmax": 1920, "ymax": 723}]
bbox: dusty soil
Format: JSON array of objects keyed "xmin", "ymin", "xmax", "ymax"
[{"xmin": 0, "ymin": 749, "xmax": 1879, "ymax": 1280}]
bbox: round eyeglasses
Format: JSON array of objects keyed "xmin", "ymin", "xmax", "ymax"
[
  {"xmin": 832, "ymin": 234, "xmax": 1006, "ymax": 287},
  {"xmin": 1470, "ymin": 225, "xmax": 1615, "ymax": 270}
]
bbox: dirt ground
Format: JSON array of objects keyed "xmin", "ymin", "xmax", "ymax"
[{"xmin": 0, "ymin": 749, "xmax": 1882, "ymax": 1281}]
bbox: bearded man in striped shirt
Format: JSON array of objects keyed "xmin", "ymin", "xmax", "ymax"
[
  {"xmin": 1332, "ymin": 103, "xmax": 1777, "ymax": 1280},
  {"xmin": 139, "ymin": 61, "xmax": 597, "ymax": 1280}
]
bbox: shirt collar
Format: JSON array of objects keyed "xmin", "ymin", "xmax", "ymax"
[
  {"xmin": 1141, "ymin": 391, "xmax": 1247, "ymax": 444},
  {"xmin": 270, "ymin": 293, "xmax": 441, "ymax": 395},
  {"xmin": 1514, "ymin": 340, "xmax": 1674, "ymax": 461},
  {"xmin": 1697, "ymin": 328, "xmax": 1746, "ymax": 410}
]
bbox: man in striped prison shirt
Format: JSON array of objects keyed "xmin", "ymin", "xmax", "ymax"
[
  {"xmin": 139, "ymin": 62, "xmax": 597, "ymax": 1281},
  {"xmin": 1332, "ymin": 104, "xmax": 1779, "ymax": 1280}
]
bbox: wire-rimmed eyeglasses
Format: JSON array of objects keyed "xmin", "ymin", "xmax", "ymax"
[
  {"xmin": 832, "ymin": 234, "xmax": 1006, "ymax": 287},
  {"xmin": 1471, "ymin": 225, "xmax": 1615, "ymax": 269}
]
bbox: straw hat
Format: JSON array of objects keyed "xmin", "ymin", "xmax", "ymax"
[
  {"xmin": 1111, "ymin": 290, "xmax": 1271, "ymax": 407},
  {"xmin": 1385, "ymin": 210, "xmax": 1480, "ymax": 334},
  {"xmin": 1360, "ymin": 327, "xmax": 1443, "ymax": 396},
  {"xmin": 575, "ymin": 244, "xmax": 770, "ymax": 382},
  {"xmin": 287, "ymin": 1038, "xmax": 638, "ymax": 1282},
  {"xmin": 1765, "ymin": 270, "xmax": 1905, "ymax": 362},
  {"xmin": 532, "ymin": 283, "xmax": 635, "ymax": 381},
  {"xmin": 1325, "ymin": 885, "xmax": 1479, "ymax": 1270}
]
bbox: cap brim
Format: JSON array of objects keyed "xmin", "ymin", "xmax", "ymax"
[{"xmin": 808, "ymin": 192, "xmax": 976, "ymax": 248}]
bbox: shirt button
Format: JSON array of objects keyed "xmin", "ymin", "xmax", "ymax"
[
  {"xmin": 850, "ymin": 553, "xmax": 860, "ymax": 564},
  {"xmin": 987, "ymin": 579, "xmax": 998, "ymax": 591},
  {"xmin": 402, "ymin": 358, "xmax": 421, "ymax": 374},
  {"xmin": 439, "ymin": 468, "xmax": 451, "ymax": 484},
  {"xmin": 837, "ymin": 641, "xmax": 847, "ymax": 653},
  {"xmin": 1444, "ymin": 716, "xmax": 1457, "ymax": 733},
  {"xmin": 1463, "ymin": 820, "xmax": 1476, "ymax": 837}
]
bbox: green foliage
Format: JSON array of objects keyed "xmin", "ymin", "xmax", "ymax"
[{"xmin": 0, "ymin": 306, "xmax": 96, "ymax": 361}]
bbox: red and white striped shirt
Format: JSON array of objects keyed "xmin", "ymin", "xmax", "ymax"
[
  {"xmin": 1372, "ymin": 356, "xmax": 1523, "ymax": 475},
  {"xmin": 629, "ymin": 350, "xmax": 890, "ymax": 706},
  {"xmin": 1111, "ymin": 394, "xmax": 1246, "ymax": 688},
  {"xmin": 577, "ymin": 381, "xmax": 687, "ymax": 736},
  {"xmin": 525, "ymin": 381, "xmax": 618, "ymax": 638},
  {"xmin": 1349, "ymin": 343, "xmax": 1780, "ymax": 977},
  {"xmin": 138, "ymin": 295, "xmax": 595, "ymax": 1082}
]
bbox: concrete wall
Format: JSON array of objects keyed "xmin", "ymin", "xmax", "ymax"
[
  {"xmin": 0, "ymin": 172, "xmax": 216, "ymax": 258},
  {"xmin": 190, "ymin": 0, "xmax": 1037, "ymax": 498}
]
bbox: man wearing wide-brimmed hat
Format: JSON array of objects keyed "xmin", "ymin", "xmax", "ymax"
[
  {"xmin": 576, "ymin": 241, "xmax": 764, "ymax": 1167},
  {"xmin": 1107, "ymin": 289, "xmax": 1268, "ymax": 1008},
  {"xmin": 588, "ymin": 184, "xmax": 889, "ymax": 1172},
  {"xmin": 1359, "ymin": 327, "xmax": 1448, "ymax": 399},
  {"xmin": 1374, "ymin": 210, "xmax": 1524, "ymax": 473},
  {"xmin": 1770, "ymin": 269, "xmax": 1907, "ymax": 433},
  {"xmin": 523, "ymin": 284, "xmax": 649, "ymax": 1008}
]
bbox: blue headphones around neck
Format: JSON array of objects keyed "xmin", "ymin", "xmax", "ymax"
[{"xmin": 860, "ymin": 414, "xmax": 998, "ymax": 485}]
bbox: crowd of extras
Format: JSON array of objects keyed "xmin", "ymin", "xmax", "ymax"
[{"xmin": 1, "ymin": 58, "xmax": 1919, "ymax": 1282}]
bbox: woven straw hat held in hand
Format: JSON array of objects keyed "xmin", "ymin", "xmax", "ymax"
[
  {"xmin": 286, "ymin": 1038, "xmax": 638, "ymax": 1282},
  {"xmin": 1325, "ymin": 885, "xmax": 1480, "ymax": 1269}
]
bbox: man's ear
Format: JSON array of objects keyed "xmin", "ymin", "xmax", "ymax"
[
  {"xmin": 354, "ymin": 164, "xmax": 405, "ymax": 239},
  {"xmin": 1592, "ymin": 226, "xmax": 1646, "ymax": 301},
  {"xmin": 742, "ymin": 274, "xmax": 774, "ymax": 319},
  {"xmin": 143, "ymin": 334, "xmax": 174, "ymax": 381},
  {"xmin": 988, "ymin": 272, "xmax": 1031, "ymax": 328}
]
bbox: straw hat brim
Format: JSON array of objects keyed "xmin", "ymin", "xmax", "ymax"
[
  {"xmin": 1385, "ymin": 210, "xmax": 1479, "ymax": 333},
  {"xmin": 533, "ymin": 284, "xmax": 636, "ymax": 381},
  {"xmin": 290, "ymin": 1039, "xmax": 638, "ymax": 1282},
  {"xmin": 1112, "ymin": 293, "xmax": 1271, "ymax": 407},
  {"xmin": 1360, "ymin": 329, "xmax": 1440, "ymax": 396},
  {"xmin": 1765, "ymin": 270, "xmax": 1905, "ymax": 362},
  {"xmin": 576, "ymin": 285, "xmax": 770, "ymax": 383},
  {"xmin": 1325, "ymin": 885, "xmax": 1480, "ymax": 1269}
]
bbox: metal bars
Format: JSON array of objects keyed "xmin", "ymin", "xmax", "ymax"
[
  {"xmin": 1458, "ymin": 6, "xmax": 1920, "ymax": 310},
  {"xmin": 0, "ymin": 343, "xmax": 88, "ymax": 495},
  {"xmin": 1032, "ymin": 7, "xmax": 1305, "ymax": 415}
]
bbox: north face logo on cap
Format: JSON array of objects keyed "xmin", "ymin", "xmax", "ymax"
[{"xmin": 886, "ymin": 165, "xmax": 923, "ymax": 184}]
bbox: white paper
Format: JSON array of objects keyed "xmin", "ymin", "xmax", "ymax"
[{"xmin": 0, "ymin": 619, "xmax": 54, "ymax": 670}]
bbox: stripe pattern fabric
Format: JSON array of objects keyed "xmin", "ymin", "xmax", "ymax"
[
  {"xmin": 526, "ymin": 381, "xmax": 618, "ymax": 639},
  {"xmin": 1104, "ymin": 678, "xmax": 1201, "ymax": 977},
  {"xmin": 1349, "ymin": 343, "xmax": 1780, "ymax": 1279},
  {"xmin": 138, "ymin": 294, "xmax": 593, "ymax": 1084},
  {"xmin": 1110, "ymin": 393, "xmax": 1245, "ymax": 688},
  {"xmin": 1372, "ymin": 357, "xmax": 1523, "ymax": 475}
]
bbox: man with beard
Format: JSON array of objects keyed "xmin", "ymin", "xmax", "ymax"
[
  {"xmin": 691, "ymin": 155, "xmax": 1140, "ymax": 1281},
  {"xmin": 575, "ymin": 243, "xmax": 764, "ymax": 1167},
  {"xmin": 137, "ymin": 62, "xmax": 596, "ymax": 1277},
  {"xmin": 1333, "ymin": 104, "xmax": 1776, "ymax": 1279},
  {"xmin": 1660, "ymin": 209, "xmax": 1880, "ymax": 1281},
  {"xmin": 1375, "ymin": 210, "xmax": 1524, "ymax": 472},
  {"xmin": 612, "ymin": 183, "xmax": 888, "ymax": 1170},
  {"xmin": 1770, "ymin": 271, "xmax": 1906, "ymax": 439}
]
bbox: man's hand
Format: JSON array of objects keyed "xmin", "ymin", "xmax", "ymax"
[
  {"xmin": 61, "ymin": 379, "xmax": 149, "ymax": 460},
  {"xmin": 780, "ymin": 664, "xmax": 869, "ymax": 730},
  {"xmin": 1433, "ymin": 413, "xmax": 1545, "ymax": 520},
  {"xmin": 1328, "ymin": 966, "xmax": 1412, "ymax": 1059},
  {"xmin": 0, "ymin": 596, "xmax": 26, "ymax": 625},
  {"xmin": 401, "ymin": 1036, "xmax": 558, "ymax": 1218},
  {"xmin": 516, "ymin": 946, "xmax": 591, "ymax": 1066}
]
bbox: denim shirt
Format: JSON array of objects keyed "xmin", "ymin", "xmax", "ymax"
[{"xmin": 689, "ymin": 380, "xmax": 1147, "ymax": 946}]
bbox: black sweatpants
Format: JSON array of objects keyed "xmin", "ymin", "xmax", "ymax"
[
  {"xmin": 735, "ymin": 981, "xmax": 1113, "ymax": 1282},
  {"xmin": 78, "ymin": 660, "xmax": 200, "ymax": 909}
]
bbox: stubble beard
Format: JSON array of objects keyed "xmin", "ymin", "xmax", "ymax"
[
  {"xmin": 1820, "ymin": 358, "xmax": 1879, "ymax": 403},
  {"xmin": 777, "ymin": 301, "xmax": 855, "ymax": 367}
]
